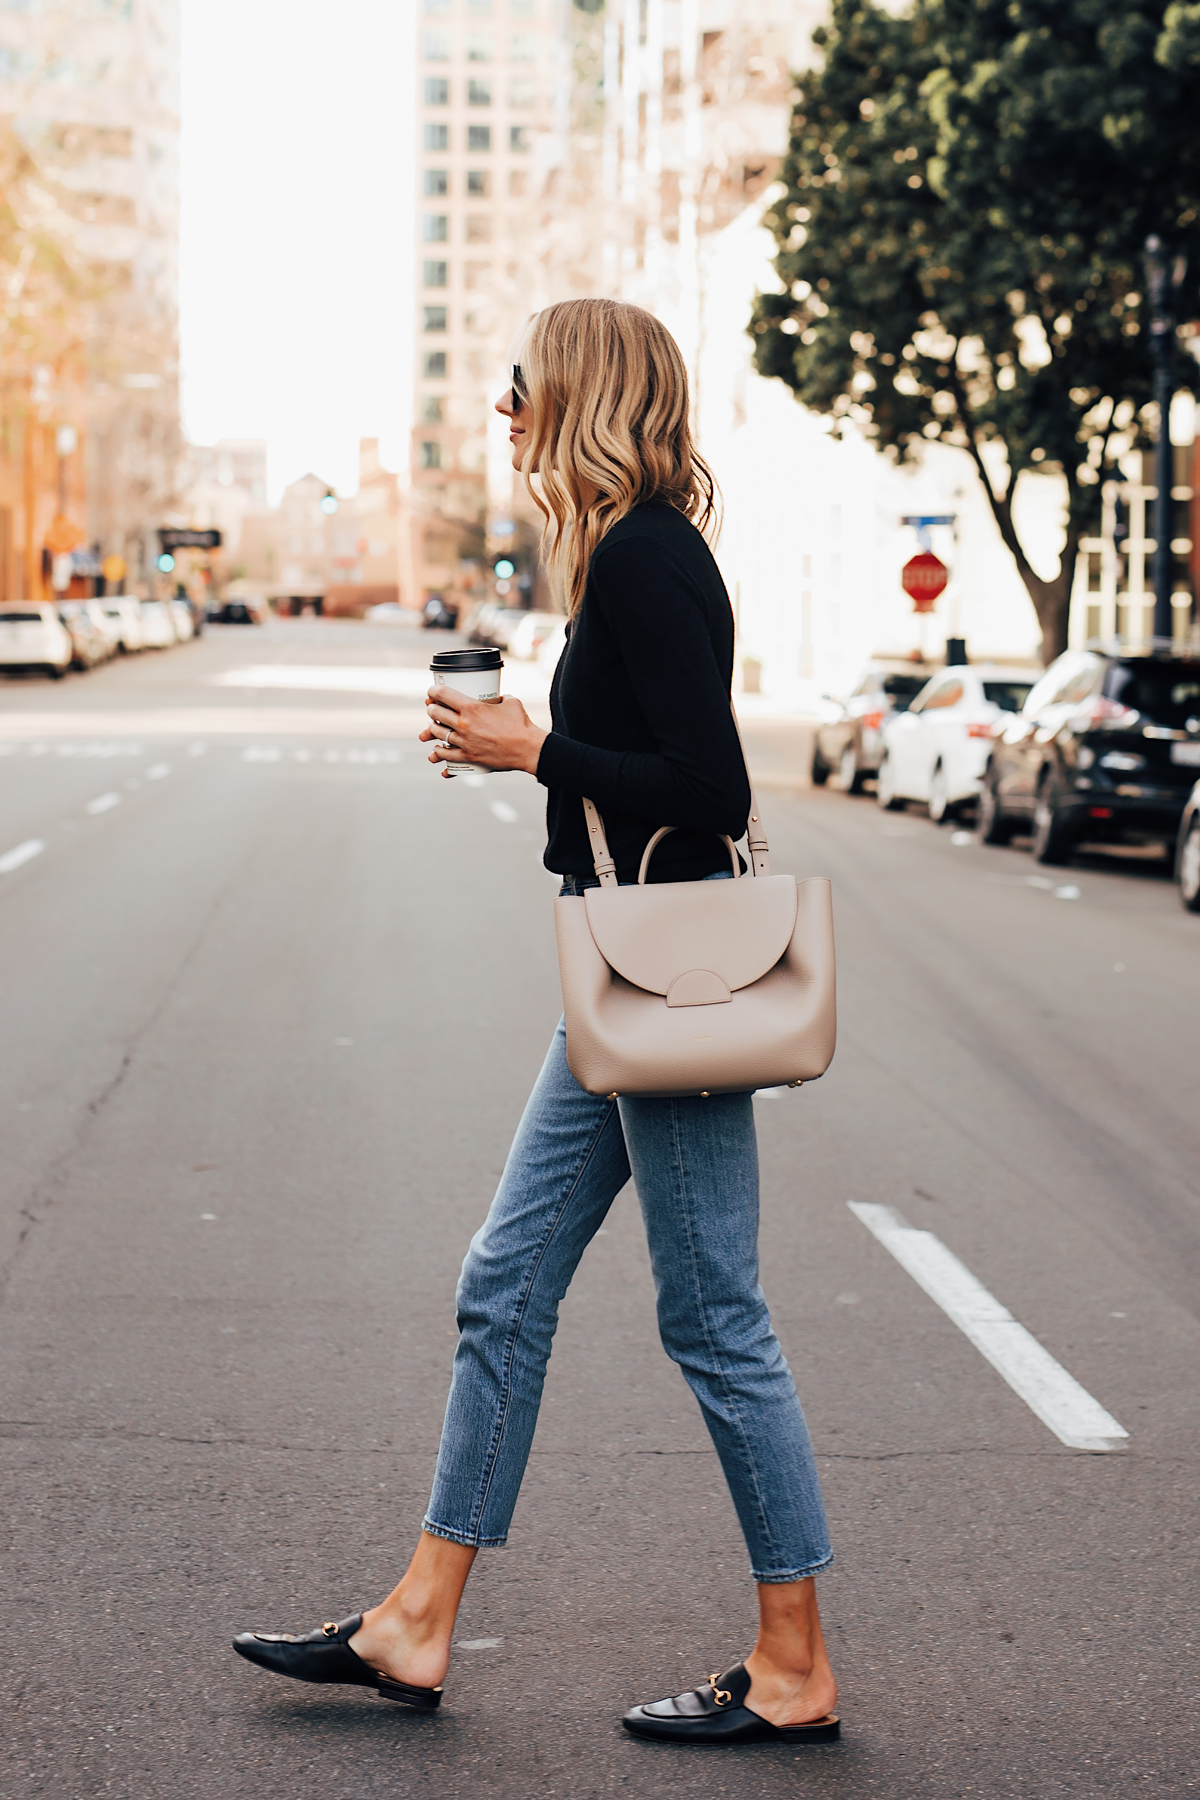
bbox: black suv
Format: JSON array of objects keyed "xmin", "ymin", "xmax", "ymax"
[{"xmin": 978, "ymin": 647, "xmax": 1200, "ymax": 864}]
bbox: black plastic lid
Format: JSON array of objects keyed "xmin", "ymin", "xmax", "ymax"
[{"xmin": 429, "ymin": 648, "xmax": 503, "ymax": 671}]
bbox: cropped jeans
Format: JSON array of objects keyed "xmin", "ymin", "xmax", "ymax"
[{"xmin": 424, "ymin": 885, "xmax": 832, "ymax": 1583}]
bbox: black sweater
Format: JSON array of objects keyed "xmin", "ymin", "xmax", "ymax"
[{"xmin": 536, "ymin": 502, "xmax": 751, "ymax": 883}]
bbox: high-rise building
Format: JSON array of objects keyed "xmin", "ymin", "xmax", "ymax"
[
  {"xmin": 409, "ymin": 0, "xmax": 561, "ymax": 607},
  {"xmin": 0, "ymin": 0, "xmax": 181, "ymax": 601}
]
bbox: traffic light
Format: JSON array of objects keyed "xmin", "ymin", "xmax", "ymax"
[
  {"xmin": 320, "ymin": 491, "xmax": 338, "ymax": 515},
  {"xmin": 157, "ymin": 552, "xmax": 176, "ymax": 572},
  {"xmin": 494, "ymin": 558, "xmax": 515, "ymax": 578}
]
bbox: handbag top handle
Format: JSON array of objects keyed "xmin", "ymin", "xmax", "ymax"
[{"xmin": 581, "ymin": 703, "xmax": 772, "ymax": 888}]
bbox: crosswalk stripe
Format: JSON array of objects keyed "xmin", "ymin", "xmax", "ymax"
[{"xmin": 848, "ymin": 1203, "xmax": 1128, "ymax": 1452}]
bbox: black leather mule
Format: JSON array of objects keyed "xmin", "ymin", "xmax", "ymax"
[
  {"xmin": 232, "ymin": 1613, "xmax": 442, "ymax": 1711},
  {"xmin": 622, "ymin": 1662, "xmax": 839, "ymax": 1745}
]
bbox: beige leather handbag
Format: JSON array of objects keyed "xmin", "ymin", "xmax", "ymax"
[{"xmin": 553, "ymin": 777, "xmax": 836, "ymax": 1099}]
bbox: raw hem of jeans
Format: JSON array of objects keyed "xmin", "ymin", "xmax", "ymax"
[
  {"xmin": 422, "ymin": 1516, "xmax": 508, "ymax": 1550},
  {"xmin": 751, "ymin": 1550, "xmax": 834, "ymax": 1584}
]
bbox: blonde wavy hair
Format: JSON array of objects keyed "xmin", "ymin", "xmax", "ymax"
[{"xmin": 514, "ymin": 299, "xmax": 718, "ymax": 617}]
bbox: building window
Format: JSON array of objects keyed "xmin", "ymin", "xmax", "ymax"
[
  {"xmin": 424, "ymin": 169, "xmax": 449, "ymax": 196},
  {"xmin": 423, "ymin": 259, "xmax": 448, "ymax": 287},
  {"xmin": 508, "ymin": 32, "xmax": 536, "ymax": 60},
  {"xmin": 467, "ymin": 0, "xmax": 493, "ymax": 12},
  {"xmin": 465, "ymin": 260, "xmax": 491, "ymax": 289},
  {"xmin": 466, "ymin": 31, "xmax": 493, "ymax": 60},
  {"xmin": 509, "ymin": 125, "xmax": 529, "ymax": 150},
  {"xmin": 424, "ymin": 305, "xmax": 448, "ymax": 331},
  {"xmin": 424, "ymin": 0, "xmax": 449, "ymax": 11},
  {"xmin": 420, "ymin": 441, "xmax": 443, "ymax": 471},
  {"xmin": 424, "ymin": 123, "xmax": 449, "ymax": 150},
  {"xmin": 466, "ymin": 169, "xmax": 490, "ymax": 197},
  {"xmin": 422, "ymin": 214, "xmax": 449, "ymax": 241},
  {"xmin": 424, "ymin": 77, "xmax": 449, "ymax": 103},
  {"xmin": 467, "ymin": 124, "xmax": 491, "ymax": 151},
  {"xmin": 421, "ymin": 396, "xmax": 444, "ymax": 423},
  {"xmin": 466, "ymin": 215, "xmax": 493, "ymax": 243},
  {"xmin": 510, "ymin": 0, "xmax": 535, "ymax": 13},
  {"xmin": 423, "ymin": 30, "xmax": 450, "ymax": 58},
  {"xmin": 509, "ymin": 80, "xmax": 536, "ymax": 107},
  {"xmin": 423, "ymin": 352, "xmax": 448, "ymax": 378},
  {"xmin": 467, "ymin": 79, "xmax": 492, "ymax": 105}
]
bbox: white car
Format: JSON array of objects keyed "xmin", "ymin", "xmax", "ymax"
[
  {"xmin": 877, "ymin": 663, "xmax": 1037, "ymax": 822},
  {"xmin": 507, "ymin": 610, "xmax": 563, "ymax": 661},
  {"xmin": 61, "ymin": 598, "xmax": 120, "ymax": 658},
  {"xmin": 102, "ymin": 597, "xmax": 145, "ymax": 652},
  {"xmin": 0, "ymin": 602, "xmax": 72, "ymax": 677},
  {"xmin": 169, "ymin": 600, "xmax": 195, "ymax": 642},
  {"xmin": 139, "ymin": 599, "xmax": 175, "ymax": 648}
]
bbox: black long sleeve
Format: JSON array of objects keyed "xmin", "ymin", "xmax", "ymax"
[{"xmin": 536, "ymin": 503, "xmax": 750, "ymax": 883}]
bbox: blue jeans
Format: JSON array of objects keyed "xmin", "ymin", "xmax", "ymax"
[{"xmin": 423, "ymin": 1017, "xmax": 833, "ymax": 1583}]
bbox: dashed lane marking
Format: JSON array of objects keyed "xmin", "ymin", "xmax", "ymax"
[
  {"xmin": 489, "ymin": 800, "xmax": 519, "ymax": 823},
  {"xmin": 848, "ymin": 1202, "xmax": 1128, "ymax": 1452},
  {"xmin": 85, "ymin": 791, "xmax": 122, "ymax": 815},
  {"xmin": 146, "ymin": 762, "xmax": 171, "ymax": 780},
  {"xmin": 0, "ymin": 838, "xmax": 45, "ymax": 875}
]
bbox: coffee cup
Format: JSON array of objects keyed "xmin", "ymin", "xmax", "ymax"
[{"xmin": 429, "ymin": 646, "xmax": 504, "ymax": 777}]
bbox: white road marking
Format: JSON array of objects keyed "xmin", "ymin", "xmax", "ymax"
[
  {"xmin": 242, "ymin": 746, "xmax": 281, "ymax": 762},
  {"xmin": 146, "ymin": 762, "xmax": 171, "ymax": 780},
  {"xmin": 1054, "ymin": 884, "xmax": 1081, "ymax": 900},
  {"xmin": 490, "ymin": 800, "xmax": 518, "ymax": 823},
  {"xmin": 847, "ymin": 1203, "xmax": 1129, "ymax": 1452},
  {"xmin": 200, "ymin": 1213, "xmax": 217, "ymax": 1222},
  {"xmin": 1026, "ymin": 875, "xmax": 1054, "ymax": 889},
  {"xmin": 86, "ymin": 792, "xmax": 121, "ymax": 815},
  {"xmin": 187, "ymin": 741, "xmax": 207, "ymax": 757},
  {"xmin": 454, "ymin": 1638, "xmax": 502, "ymax": 1651},
  {"xmin": 462, "ymin": 771, "xmax": 486, "ymax": 789},
  {"xmin": 951, "ymin": 830, "xmax": 974, "ymax": 846},
  {"xmin": 0, "ymin": 838, "xmax": 45, "ymax": 875}
]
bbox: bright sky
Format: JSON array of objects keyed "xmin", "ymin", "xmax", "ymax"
[{"xmin": 179, "ymin": 0, "xmax": 415, "ymax": 501}]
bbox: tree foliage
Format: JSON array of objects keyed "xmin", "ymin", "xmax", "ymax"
[{"xmin": 750, "ymin": 0, "xmax": 1200, "ymax": 659}]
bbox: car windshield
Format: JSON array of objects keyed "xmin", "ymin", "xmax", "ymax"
[
  {"xmin": 0, "ymin": 611, "xmax": 44, "ymax": 624},
  {"xmin": 1105, "ymin": 661, "xmax": 1200, "ymax": 727},
  {"xmin": 983, "ymin": 681, "xmax": 1033, "ymax": 713},
  {"xmin": 881, "ymin": 674, "xmax": 928, "ymax": 707}
]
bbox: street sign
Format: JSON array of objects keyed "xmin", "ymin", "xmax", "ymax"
[
  {"xmin": 102, "ymin": 553, "xmax": 127, "ymax": 584},
  {"xmin": 45, "ymin": 514, "xmax": 83, "ymax": 554},
  {"xmin": 901, "ymin": 551, "xmax": 948, "ymax": 613},
  {"xmin": 159, "ymin": 527, "xmax": 222, "ymax": 551}
]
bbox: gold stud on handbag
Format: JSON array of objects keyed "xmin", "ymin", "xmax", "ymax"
[{"xmin": 553, "ymin": 745, "xmax": 836, "ymax": 1099}]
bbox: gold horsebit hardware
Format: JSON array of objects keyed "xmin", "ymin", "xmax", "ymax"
[
  {"xmin": 707, "ymin": 1672, "xmax": 732, "ymax": 1707},
  {"xmin": 322, "ymin": 1620, "xmax": 339, "ymax": 1637}
]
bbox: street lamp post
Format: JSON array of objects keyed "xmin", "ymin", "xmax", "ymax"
[{"xmin": 1143, "ymin": 236, "xmax": 1187, "ymax": 644}]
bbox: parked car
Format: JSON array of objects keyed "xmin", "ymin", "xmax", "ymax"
[
  {"xmin": 139, "ymin": 599, "xmax": 175, "ymax": 647},
  {"xmin": 421, "ymin": 594, "xmax": 459, "ymax": 630},
  {"xmin": 507, "ymin": 610, "xmax": 563, "ymax": 661},
  {"xmin": 367, "ymin": 601, "xmax": 415, "ymax": 625},
  {"xmin": 812, "ymin": 660, "xmax": 938, "ymax": 790},
  {"xmin": 58, "ymin": 604, "xmax": 109, "ymax": 670},
  {"xmin": 65, "ymin": 598, "xmax": 121, "ymax": 659},
  {"xmin": 101, "ymin": 597, "xmax": 145, "ymax": 652},
  {"xmin": 468, "ymin": 602, "xmax": 526, "ymax": 649},
  {"xmin": 877, "ymin": 664, "xmax": 1036, "ymax": 821},
  {"xmin": 169, "ymin": 599, "xmax": 195, "ymax": 642},
  {"xmin": 0, "ymin": 602, "xmax": 72, "ymax": 677},
  {"xmin": 1176, "ymin": 781, "xmax": 1200, "ymax": 911},
  {"xmin": 978, "ymin": 646, "xmax": 1200, "ymax": 864}
]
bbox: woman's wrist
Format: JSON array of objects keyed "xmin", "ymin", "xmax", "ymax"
[{"xmin": 523, "ymin": 724, "xmax": 549, "ymax": 776}]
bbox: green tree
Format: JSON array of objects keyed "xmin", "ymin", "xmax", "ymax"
[{"xmin": 750, "ymin": 0, "xmax": 1200, "ymax": 660}]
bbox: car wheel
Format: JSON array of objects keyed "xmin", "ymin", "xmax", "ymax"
[
  {"xmin": 1032, "ymin": 773, "xmax": 1075, "ymax": 865},
  {"xmin": 876, "ymin": 753, "xmax": 904, "ymax": 811},
  {"xmin": 1178, "ymin": 818, "xmax": 1200, "ymax": 913},
  {"xmin": 837, "ymin": 743, "xmax": 864, "ymax": 794},
  {"xmin": 810, "ymin": 745, "xmax": 830, "ymax": 786},
  {"xmin": 48, "ymin": 663, "xmax": 66, "ymax": 680},
  {"xmin": 927, "ymin": 762, "xmax": 955, "ymax": 824},
  {"xmin": 977, "ymin": 772, "xmax": 1016, "ymax": 845}
]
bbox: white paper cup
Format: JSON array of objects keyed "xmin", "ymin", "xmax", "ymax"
[{"xmin": 429, "ymin": 647, "xmax": 503, "ymax": 776}]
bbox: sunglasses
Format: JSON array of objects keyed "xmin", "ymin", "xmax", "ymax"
[{"xmin": 511, "ymin": 364, "xmax": 528, "ymax": 406}]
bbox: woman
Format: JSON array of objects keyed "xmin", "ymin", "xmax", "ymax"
[{"xmin": 233, "ymin": 299, "xmax": 839, "ymax": 1747}]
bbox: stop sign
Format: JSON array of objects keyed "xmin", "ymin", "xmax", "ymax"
[{"xmin": 901, "ymin": 552, "xmax": 948, "ymax": 613}]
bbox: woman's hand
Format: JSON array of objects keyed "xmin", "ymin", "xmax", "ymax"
[{"xmin": 421, "ymin": 685, "xmax": 548, "ymax": 777}]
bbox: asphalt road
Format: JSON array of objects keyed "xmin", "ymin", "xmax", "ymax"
[{"xmin": 2, "ymin": 620, "xmax": 1198, "ymax": 1799}]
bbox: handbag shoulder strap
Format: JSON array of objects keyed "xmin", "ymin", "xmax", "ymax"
[{"xmin": 581, "ymin": 701, "xmax": 771, "ymax": 883}]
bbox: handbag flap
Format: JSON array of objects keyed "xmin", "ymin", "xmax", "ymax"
[{"xmin": 583, "ymin": 874, "xmax": 798, "ymax": 996}]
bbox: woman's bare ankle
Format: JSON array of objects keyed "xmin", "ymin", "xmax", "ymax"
[{"xmin": 744, "ymin": 1645, "xmax": 838, "ymax": 1726}]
